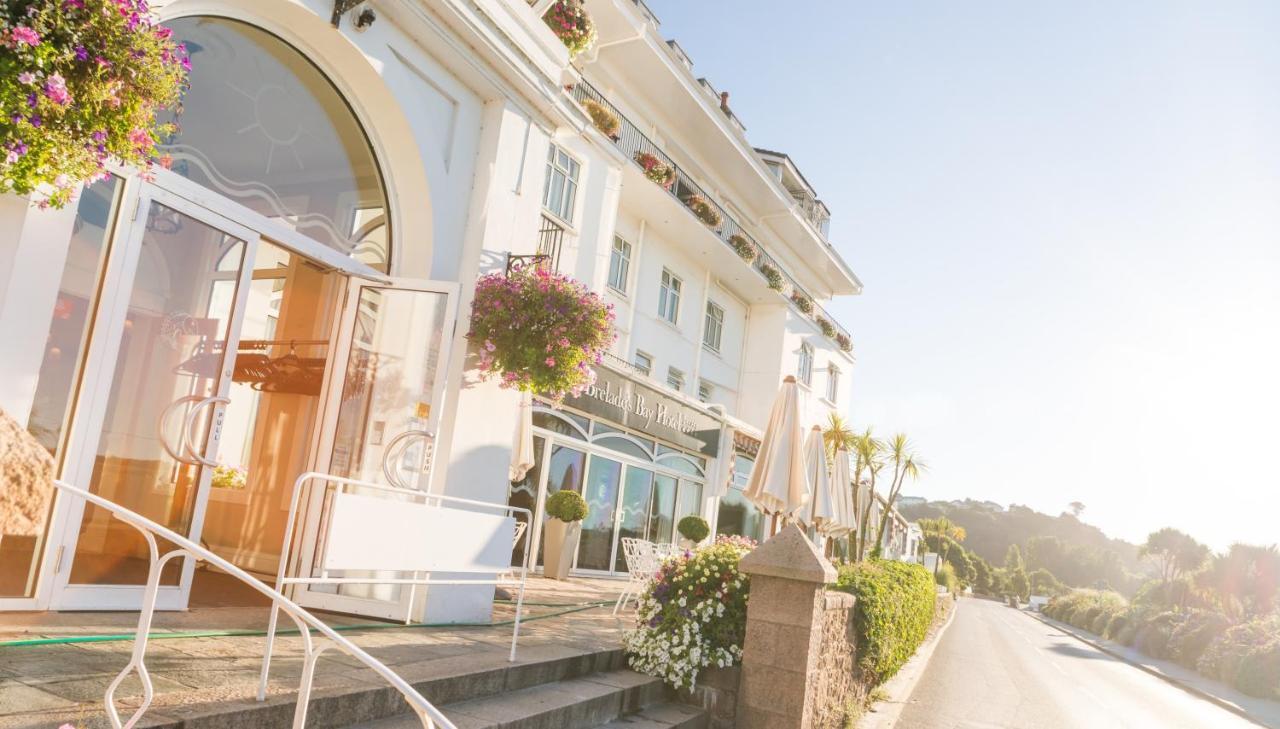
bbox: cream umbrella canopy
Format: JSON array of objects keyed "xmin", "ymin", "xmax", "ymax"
[
  {"xmin": 826, "ymin": 447, "xmax": 856, "ymax": 537},
  {"xmin": 509, "ymin": 391, "xmax": 536, "ymax": 481},
  {"xmin": 742, "ymin": 376, "xmax": 810, "ymax": 529},
  {"xmin": 805, "ymin": 426, "xmax": 838, "ymax": 532}
]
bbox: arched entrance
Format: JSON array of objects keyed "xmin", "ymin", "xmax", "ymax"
[{"xmin": 10, "ymin": 14, "xmax": 458, "ymax": 617}]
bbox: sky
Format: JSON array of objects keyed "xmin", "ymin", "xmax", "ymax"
[{"xmin": 644, "ymin": 1, "xmax": 1280, "ymax": 550}]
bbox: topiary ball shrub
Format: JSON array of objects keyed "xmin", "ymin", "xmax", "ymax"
[
  {"xmin": 677, "ymin": 515, "xmax": 710, "ymax": 543},
  {"xmin": 546, "ymin": 489, "xmax": 587, "ymax": 522},
  {"xmin": 834, "ymin": 559, "xmax": 936, "ymax": 686}
]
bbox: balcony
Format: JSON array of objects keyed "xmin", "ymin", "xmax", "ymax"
[
  {"xmin": 508, "ymin": 213, "xmax": 565, "ymax": 273},
  {"xmin": 568, "ymin": 79, "xmax": 853, "ymax": 355},
  {"xmin": 791, "ymin": 191, "xmax": 831, "ymax": 240}
]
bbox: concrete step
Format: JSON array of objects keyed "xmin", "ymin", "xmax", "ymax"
[
  {"xmin": 352, "ymin": 669, "xmax": 674, "ymax": 729},
  {"xmin": 594, "ymin": 701, "xmax": 709, "ymax": 729},
  {"xmin": 141, "ymin": 645, "xmax": 628, "ymax": 729}
]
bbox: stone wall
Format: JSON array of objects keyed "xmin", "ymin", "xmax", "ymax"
[
  {"xmin": 808, "ymin": 591, "xmax": 862, "ymax": 728},
  {"xmin": 0, "ymin": 407, "xmax": 54, "ymax": 537}
]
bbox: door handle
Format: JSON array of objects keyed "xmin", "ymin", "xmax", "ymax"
[
  {"xmin": 182, "ymin": 395, "xmax": 231, "ymax": 468},
  {"xmin": 158, "ymin": 395, "xmax": 206, "ymax": 465},
  {"xmin": 380, "ymin": 429, "xmax": 434, "ymax": 490}
]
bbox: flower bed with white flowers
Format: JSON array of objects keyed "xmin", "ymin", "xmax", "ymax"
[{"xmin": 623, "ymin": 535, "xmax": 755, "ymax": 691}]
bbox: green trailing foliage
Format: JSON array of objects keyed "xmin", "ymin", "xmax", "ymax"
[
  {"xmin": 546, "ymin": 490, "xmax": 588, "ymax": 522},
  {"xmin": 833, "ymin": 559, "xmax": 936, "ymax": 685}
]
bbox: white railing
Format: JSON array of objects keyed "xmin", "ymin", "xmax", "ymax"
[{"xmin": 51, "ymin": 480, "xmax": 455, "ymax": 729}]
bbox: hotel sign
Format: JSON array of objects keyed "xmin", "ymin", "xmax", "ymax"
[{"xmin": 563, "ymin": 366, "xmax": 721, "ymax": 457}]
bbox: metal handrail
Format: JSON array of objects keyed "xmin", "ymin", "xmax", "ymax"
[
  {"xmin": 568, "ymin": 79, "xmax": 854, "ymax": 351},
  {"xmin": 50, "ymin": 480, "xmax": 454, "ymax": 729}
]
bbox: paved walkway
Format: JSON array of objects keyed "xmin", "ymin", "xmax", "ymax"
[
  {"xmin": 0, "ymin": 577, "xmax": 627, "ymax": 729},
  {"xmin": 894, "ymin": 598, "xmax": 1265, "ymax": 729}
]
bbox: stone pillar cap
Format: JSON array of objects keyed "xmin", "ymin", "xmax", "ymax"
[{"xmin": 739, "ymin": 524, "xmax": 837, "ymax": 583}]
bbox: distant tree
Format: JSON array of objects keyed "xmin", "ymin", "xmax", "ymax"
[
  {"xmin": 1005, "ymin": 544, "xmax": 1029, "ymax": 599},
  {"xmin": 920, "ymin": 517, "xmax": 966, "ymax": 577},
  {"xmin": 873, "ymin": 433, "xmax": 925, "ymax": 554},
  {"xmin": 1140, "ymin": 528, "xmax": 1210, "ymax": 583},
  {"xmin": 1196, "ymin": 543, "xmax": 1280, "ymax": 618},
  {"xmin": 1005, "ymin": 544, "xmax": 1025, "ymax": 572},
  {"xmin": 1028, "ymin": 568, "xmax": 1063, "ymax": 596},
  {"xmin": 973, "ymin": 556, "xmax": 995, "ymax": 595},
  {"xmin": 1068, "ymin": 501, "xmax": 1085, "ymax": 518}
]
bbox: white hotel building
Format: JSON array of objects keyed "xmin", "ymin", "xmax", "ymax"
[{"xmin": 0, "ymin": 0, "xmax": 862, "ymax": 623}]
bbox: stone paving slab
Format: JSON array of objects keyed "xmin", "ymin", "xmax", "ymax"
[{"xmin": 0, "ymin": 577, "xmax": 629, "ymax": 729}]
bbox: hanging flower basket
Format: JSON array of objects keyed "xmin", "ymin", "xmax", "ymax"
[
  {"xmin": 543, "ymin": 0, "xmax": 596, "ymax": 58},
  {"xmin": 683, "ymin": 193, "xmax": 722, "ymax": 228},
  {"xmin": 634, "ymin": 151, "xmax": 675, "ymax": 189},
  {"xmin": 760, "ymin": 263, "xmax": 784, "ymax": 291},
  {"xmin": 790, "ymin": 291, "xmax": 814, "ymax": 315},
  {"xmin": 816, "ymin": 316, "xmax": 836, "ymax": 338},
  {"xmin": 581, "ymin": 98, "xmax": 620, "ymax": 139},
  {"xmin": 727, "ymin": 234, "xmax": 758, "ymax": 263},
  {"xmin": 0, "ymin": 0, "xmax": 190, "ymax": 209},
  {"xmin": 468, "ymin": 264, "xmax": 615, "ymax": 402},
  {"xmin": 836, "ymin": 332, "xmax": 853, "ymax": 353}
]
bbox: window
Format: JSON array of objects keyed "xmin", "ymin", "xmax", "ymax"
[
  {"xmin": 542, "ymin": 144, "xmax": 580, "ymax": 223},
  {"xmin": 697, "ymin": 379, "xmax": 713, "ymax": 403},
  {"xmin": 702, "ymin": 301, "xmax": 724, "ymax": 352},
  {"xmin": 608, "ymin": 236, "xmax": 631, "ymax": 293},
  {"xmin": 667, "ymin": 366, "xmax": 685, "ymax": 392},
  {"xmin": 826, "ymin": 364, "xmax": 840, "ymax": 403},
  {"xmin": 658, "ymin": 269, "xmax": 682, "ymax": 324},
  {"xmin": 633, "ymin": 351, "xmax": 653, "ymax": 376},
  {"xmin": 798, "ymin": 342, "xmax": 814, "ymax": 385}
]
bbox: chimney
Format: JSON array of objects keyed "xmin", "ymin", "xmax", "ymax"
[{"xmin": 720, "ymin": 91, "xmax": 731, "ymax": 113}]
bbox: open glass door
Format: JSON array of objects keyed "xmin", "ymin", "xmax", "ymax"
[
  {"xmin": 293, "ymin": 278, "xmax": 458, "ymax": 620},
  {"xmin": 48, "ymin": 184, "xmax": 260, "ymax": 610}
]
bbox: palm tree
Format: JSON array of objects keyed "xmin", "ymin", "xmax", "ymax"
[
  {"xmin": 920, "ymin": 517, "xmax": 966, "ymax": 576},
  {"xmin": 822, "ymin": 412, "xmax": 858, "ymax": 461},
  {"xmin": 873, "ymin": 433, "xmax": 926, "ymax": 554}
]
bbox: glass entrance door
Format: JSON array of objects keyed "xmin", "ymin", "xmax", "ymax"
[
  {"xmin": 293, "ymin": 278, "xmax": 458, "ymax": 621},
  {"xmin": 49, "ymin": 184, "xmax": 260, "ymax": 611}
]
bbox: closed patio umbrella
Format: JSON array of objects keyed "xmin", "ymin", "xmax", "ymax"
[
  {"xmin": 743, "ymin": 376, "xmax": 810, "ymax": 530},
  {"xmin": 827, "ymin": 446, "xmax": 856, "ymax": 537},
  {"xmin": 805, "ymin": 426, "xmax": 837, "ymax": 532},
  {"xmin": 509, "ymin": 391, "xmax": 536, "ymax": 481}
]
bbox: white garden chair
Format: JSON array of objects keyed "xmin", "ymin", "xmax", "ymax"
[{"xmin": 613, "ymin": 538, "xmax": 667, "ymax": 615}]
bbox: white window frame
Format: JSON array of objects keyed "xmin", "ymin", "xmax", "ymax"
[
  {"xmin": 826, "ymin": 363, "xmax": 840, "ymax": 403},
  {"xmin": 702, "ymin": 300, "xmax": 724, "ymax": 353},
  {"xmin": 658, "ymin": 268, "xmax": 682, "ymax": 325},
  {"xmin": 798, "ymin": 341, "xmax": 814, "ymax": 386},
  {"xmin": 542, "ymin": 143, "xmax": 580, "ymax": 224},
  {"xmin": 667, "ymin": 366, "xmax": 685, "ymax": 392},
  {"xmin": 633, "ymin": 350, "xmax": 653, "ymax": 376},
  {"xmin": 608, "ymin": 236, "xmax": 631, "ymax": 294}
]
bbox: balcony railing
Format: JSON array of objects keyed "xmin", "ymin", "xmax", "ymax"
[
  {"xmin": 507, "ymin": 213, "xmax": 565, "ymax": 274},
  {"xmin": 569, "ymin": 79, "xmax": 853, "ymax": 354},
  {"xmin": 791, "ymin": 191, "xmax": 831, "ymax": 239}
]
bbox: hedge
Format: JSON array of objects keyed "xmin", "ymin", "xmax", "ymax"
[
  {"xmin": 833, "ymin": 560, "xmax": 936, "ymax": 685},
  {"xmin": 1167, "ymin": 611, "xmax": 1231, "ymax": 669}
]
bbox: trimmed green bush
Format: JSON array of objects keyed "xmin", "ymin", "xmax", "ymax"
[
  {"xmin": 1134, "ymin": 611, "xmax": 1184, "ymax": 659},
  {"xmin": 1105, "ymin": 612, "xmax": 1130, "ymax": 641},
  {"xmin": 1167, "ymin": 611, "xmax": 1232, "ymax": 669},
  {"xmin": 1199, "ymin": 616, "xmax": 1280, "ymax": 684},
  {"xmin": 1234, "ymin": 641, "xmax": 1280, "ymax": 699},
  {"xmin": 546, "ymin": 490, "xmax": 588, "ymax": 522},
  {"xmin": 677, "ymin": 515, "xmax": 710, "ymax": 542},
  {"xmin": 833, "ymin": 560, "xmax": 936, "ymax": 685},
  {"xmin": 935, "ymin": 563, "xmax": 959, "ymax": 594}
]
